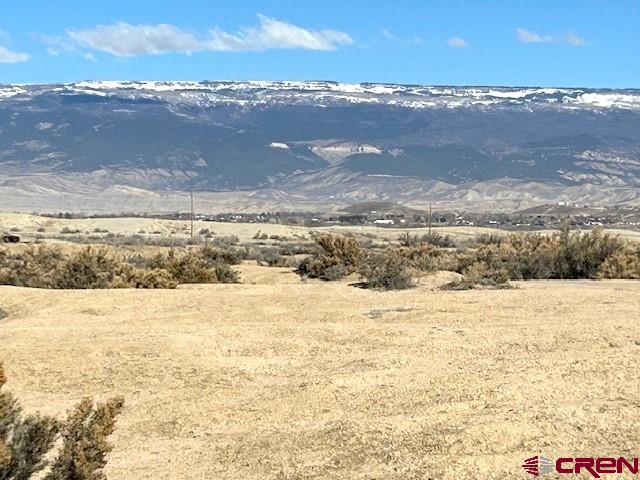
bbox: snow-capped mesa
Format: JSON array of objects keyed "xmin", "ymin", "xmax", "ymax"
[
  {"xmin": 2, "ymin": 81, "xmax": 639, "ymax": 111},
  {"xmin": 1, "ymin": 79, "xmax": 639, "ymax": 213}
]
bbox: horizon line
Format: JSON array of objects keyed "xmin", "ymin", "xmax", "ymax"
[{"xmin": 3, "ymin": 79, "xmax": 640, "ymax": 91}]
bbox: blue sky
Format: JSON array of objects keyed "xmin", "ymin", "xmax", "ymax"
[{"xmin": 1, "ymin": 0, "xmax": 638, "ymax": 87}]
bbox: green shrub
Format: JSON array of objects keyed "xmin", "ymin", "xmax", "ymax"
[{"xmin": 358, "ymin": 251, "xmax": 414, "ymax": 290}]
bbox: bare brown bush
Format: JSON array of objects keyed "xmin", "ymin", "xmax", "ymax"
[{"xmin": 297, "ymin": 235, "xmax": 363, "ymax": 280}]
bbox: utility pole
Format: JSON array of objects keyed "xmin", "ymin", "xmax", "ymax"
[
  {"xmin": 190, "ymin": 191, "xmax": 194, "ymax": 238},
  {"xmin": 428, "ymin": 203, "xmax": 432, "ymax": 237}
]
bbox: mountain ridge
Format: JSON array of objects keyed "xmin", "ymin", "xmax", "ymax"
[{"xmin": 1, "ymin": 81, "xmax": 639, "ymax": 213}]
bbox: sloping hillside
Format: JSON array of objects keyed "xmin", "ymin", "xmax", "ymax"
[{"xmin": 1, "ymin": 81, "xmax": 640, "ymax": 212}]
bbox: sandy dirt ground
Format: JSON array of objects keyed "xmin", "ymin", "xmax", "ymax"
[{"xmin": 1, "ymin": 265, "xmax": 639, "ymax": 479}]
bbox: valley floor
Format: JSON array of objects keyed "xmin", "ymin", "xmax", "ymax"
[{"xmin": 1, "ymin": 270, "xmax": 639, "ymax": 479}]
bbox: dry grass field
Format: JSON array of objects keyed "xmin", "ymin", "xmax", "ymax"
[
  {"xmin": 1, "ymin": 261, "xmax": 639, "ymax": 479},
  {"xmin": 5, "ymin": 212, "xmax": 639, "ymax": 246},
  {"xmin": 2, "ymin": 213, "xmax": 640, "ymax": 478}
]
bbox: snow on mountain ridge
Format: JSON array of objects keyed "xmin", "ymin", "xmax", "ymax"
[{"xmin": 2, "ymin": 81, "xmax": 640, "ymax": 110}]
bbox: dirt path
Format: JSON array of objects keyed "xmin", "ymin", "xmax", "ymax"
[{"xmin": 1, "ymin": 279, "xmax": 639, "ymax": 479}]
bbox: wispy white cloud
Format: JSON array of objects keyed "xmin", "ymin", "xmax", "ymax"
[
  {"xmin": 40, "ymin": 34, "xmax": 76, "ymax": 56},
  {"xmin": 0, "ymin": 45, "xmax": 29, "ymax": 63},
  {"xmin": 516, "ymin": 28, "xmax": 585, "ymax": 46},
  {"xmin": 447, "ymin": 36, "xmax": 467, "ymax": 48},
  {"xmin": 381, "ymin": 28, "xmax": 395, "ymax": 40},
  {"xmin": 379, "ymin": 28, "xmax": 424, "ymax": 47},
  {"xmin": 516, "ymin": 28, "xmax": 551, "ymax": 43},
  {"xmin": 207, "ymin": 15, "xmax": 353, "ymax": 52},
  {"xmin": 83, "ymin": 52, "xmax": 97, "ymax": 62},
  {"xmin": 67, "ymin": 15, "xmax": 353, "ymax": 57},
  {"xmin": 565, "ymin": 33, "xmax": 586, "ymax": 46},
  {"xmin": 68, "ymin": 23, "xmax": 200, "ymax": 56}
]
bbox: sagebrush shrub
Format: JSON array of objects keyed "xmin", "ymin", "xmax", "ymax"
[
  {"xmin": 53, "ymin": 248, "xmax": 124, "ymax": 289},
  {"xmin": 457, "ymin": 228, "xmax": 631, "ymax": 280},
  {"xmin": 597, "ymin": 245, "xmax": 640, "ymax": 279},
  {"xmin": 358, "ymin": 251, "xmax": 414, "ymax": 290},
  {"xmin": 474, "ymin": 233, "xmax": 503, "ymax": 246},
  {"xmin": 399, "ymin": 232, "xmax": 455, "ymax": 248},
  {"xmin": 316, "ymin": 235, "xmax": 362, "ymax": 265},
  {"xmin": 441, "ymin": 262, "xmax": 511, "ymax": 290},
  {"xmin": 0, "ymin": 362, "xmax": 123, "ymax": 480},
  {"xmin": 151, "ymin": 249, "xmax": 239, "ymax": 284},
  {"xmin": 197, "ymin": 244, "xmax": 243, "ymax": 265},
  {"xmin": 396, "ymin": 244, "xmax": 459, "ymax": 272},
  {"xmin": 255, "ymin": 248, "xmax": 286, "ymax": 267},
  {"xmin": 0, "ymin": 245, "xmax": 239, "ymax": 289},
  {"xmin": 297, "ymin": 234, "xmax": 363, "ymax": 280},
  {"xmin": 319, "ymin": 264, "xmax": 350, "ymax": 281},
  {"xmin": 0, "ymin": 247, "xmax": 66, "ymax": 288},
  {"xmin": 125, "ymin": 268, "xmax": 178, "ymax": 289},
  {"xmin": 45, "ymin": 397, "xmax": 124, "ymax": 480},
  {"xmin": 279, "ymin": 242, "xmax": 316, "ymax": 256}
]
